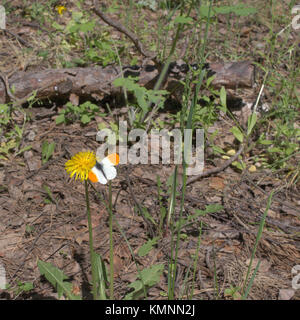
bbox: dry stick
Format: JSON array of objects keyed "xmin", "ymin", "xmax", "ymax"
[
  {"xmin": 185, "ymin": 143, "xmax": 244, "ymax": 186},
  {"xmin": 3, "ymin": 29, "xmax": 32, "ymax": 48},
  {"xmin": 92, "ymin": 0, "xmax": 157, "ymax": 61},
  {"xmin": 0, "ymin": 72, "xmax": 17, "ymax": 101}
]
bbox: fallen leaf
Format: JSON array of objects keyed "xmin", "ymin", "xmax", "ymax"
[
  {"xmin": 209, "ymin": 177, "xmax": 225, "ymax": 191},
  {"xmin": 227, "ymin": 149, "xmax": 236, "ymax": 156},
  {"xmin": 69, "ymin": 93, "xmax": 79, "ymax": 106}
]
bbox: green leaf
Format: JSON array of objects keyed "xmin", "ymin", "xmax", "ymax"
[
  {"xmin": 43, "ymin": 185, "xmax": 56, "ymax": 204},
  {"xmin": 80, "ymin": 114, "xmax": 91, "ymax": 124},
  {"xmin": 124, "ymin": 264, "xmax": 164, "ymax": 300},
  {"xmin": 199, "ymin": 6, "xmax": 216, "ymax": 18},
  {"xmin": 138, "ymin": 237, "xmax": 159, "ymax": 257},
  {"xmin": 141, "ymin": 207, "xmax": 157, "ymax": 226},
  {"xmin": 220, "ymin": 86, "xmax": 227, "ymax": 111},
  {"xmin": 55, "ymin": 114, "xmax": 65, "ymax": 125},
  {"xmin": 214, "ymin": 6, "xmax": 233, "ymax": 14},
  {"xmin": 173, "ymin": 16, "xmax": 193, "ymax": 24},
  {"xmin": 232, "ymin": 160, "xmax": 246, "ymax": 171},
  {"xmin": 16, "ymin": 145, "xmax": 32, "ymax": 156},
  {"xmin": 37, "ymin": 260, "xmax": 81, "ymax": 300},
  {"xmin": 194, "ymin": 204, "xmax": 224, "ymax": 217},
  {"xmin": 42, "ymin": 140, "xmax": 55, "ymax": 164},
  {"xmin": 268, "ymin": 147, "xmax": 282, "ymax": 153},
  {"xmin": 232, "ymin": 5, "xmax": 257, "ymax": 16},
  {"xmin": 247, "ymin": 112, "xmax": 257, "ymax": 136},
  {"xmin": 258, "ymin": 139, "xmax": 273, "ymax": 145},
  {"xmin": 16, "ymin": 281, "xmax": 34, "ymax": 295},
  {"xmin": 212, "ymin": 145, "xmax": 226, "ymax": 155},
  {"xmin": 135, "ymin": 88, "xmax": 148, "ymax": 113},
  {"xmin": 0, "ymin": 104, "xmax": 10, "ymax": 125},
  {"xmin": 230, "ymin": 126, "xmax": 244, "ymax": 143},
  {"xmin": 98, "ymin": 123, "xmax": 107, "ymax": 130},
  {"xmin": 93, "ymin": 252, "xmax": 107, "ymax": 300},
  {"xmin": 206, "ymin": 75, "xmax": 216, "ymax": 87}
]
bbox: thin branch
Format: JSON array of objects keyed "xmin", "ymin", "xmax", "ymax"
[
  {"xmin": 4, "ymin": 29, "xmax": 32, "ymax": 48},
  {"xmin": 92, "ymin": 0, "xmax": 156, "ymax": 61},
  {"xmin": 186, "ymin": 143, "xmax": 244, "ymax": 186}
]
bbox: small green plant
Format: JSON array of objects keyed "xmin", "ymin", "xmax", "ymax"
[
  {"xmin": 0, "ymin": 103, "xmax": 11, "ymax": 126},
  {"xmin": 37, "ymin": 260, "xmax": 81, "ymax": 300},
  {"xmin": 124, "ymin": 264, "xmax": 164, "ymax": 300},
  {"xmin": 41, "ymin": 140, "xmax": 56, "ymax": 164},
  {"xmin": 113, "ymin": 77, "xmax": 169, "ymax": 127},
  {"xmin": 138, "ymin": 237, "xmax": 159, "ymax": 257},
  {"xmin": 0, "ymin": 123, "xmax": 31, "ymax": 160},
  {"xmin": 15, "ymin": 281, "xmax": 34, "ymax": 296},
  {"xmin": 43, "ymin": 185, "xmax": 57, "ymax": 205},
  {"xmin": 5, "ymin": 281, "xmax": 34, "ymax": 296},
  {"xmin": 257, "ymin": 122, "xmax": 300, "ymax": 170},
  {"xmin": 224, "ymin": 285, "xmax": 242, "ymax": 300},
  {"xmin": 52, "ymin": 8, "xmax": 119, "ymax": 67},
  {"xmin": 56, "ymin": 101, "xmax": 104, "ymax": 125}
]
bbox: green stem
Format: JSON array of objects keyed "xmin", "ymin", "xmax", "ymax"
[
  {"xmin": 108, "ymin": 180, "xmax": 114, "ymax": 299},
  {"xmin": 85, "ymin": 180, "xmax": 97, "ymax": 300}
]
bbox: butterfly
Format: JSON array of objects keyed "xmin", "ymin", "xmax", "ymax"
[{"xmin": 88, "ymin": 153, "xmax": 120, "ymax": 184}]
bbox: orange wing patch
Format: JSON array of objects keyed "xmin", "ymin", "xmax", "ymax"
[
  {"xmin": 107, "ymin": 153, "xmax": 120, "ymax": 166},
  {"xmin": 88, "ymin": 171, "xmax": 98, "ymax": 183}
]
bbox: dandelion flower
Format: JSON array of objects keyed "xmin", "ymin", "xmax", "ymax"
[
  {"xmin": 56, "ymin": 5, "xmax": 67, "ymax": 15},
  {"xmin": 65, "ymin": 151, "xmax": 96, "ymax": 181}
]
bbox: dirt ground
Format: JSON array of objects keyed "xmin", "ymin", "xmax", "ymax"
[{"xmin": 0, "ymin": 0, "xmax": 299, "ymax": 300}]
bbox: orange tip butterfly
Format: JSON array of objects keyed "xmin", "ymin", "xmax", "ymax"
[{"xmin": 88, "ymin": 153, "xmax": 120, "ymax": 184}]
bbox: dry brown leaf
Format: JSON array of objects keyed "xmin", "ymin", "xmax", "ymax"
[
  {"xmin": 69, "ymin": 93, "xmax": 79, "ymax": 106},
  {"xmin": 209, "ymin": 177, "xmax": 225, "ymax": 191}
]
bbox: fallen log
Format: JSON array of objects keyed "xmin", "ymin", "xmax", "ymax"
[{"xmin": 0, "ymin": 60, "xmax": 255, "ymax": 105}]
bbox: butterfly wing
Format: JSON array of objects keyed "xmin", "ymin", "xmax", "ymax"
[
  {"xmin": 89, "ymin": 165, "xmax": 108, "ymax": 184},
  {"xmin": 100, "ymin": 156, "xmax": 117, "ymax": 180},
  {"xmin": 89, "ymin": 153, "xmax": 119, "ymax": 184}
]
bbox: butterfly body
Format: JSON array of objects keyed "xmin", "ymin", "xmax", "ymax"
[{"xmin": 88, "ymin": 153, "xmax": 119, "ymax": 184}]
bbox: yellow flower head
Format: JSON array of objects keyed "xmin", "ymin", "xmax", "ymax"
[
  {"xmin": 65, "ymin": 151, "xmax": 96, "ymax": 181},
  {"xmin": 56, "ymin": 5, "xmax": 67, "ymax": 15}
]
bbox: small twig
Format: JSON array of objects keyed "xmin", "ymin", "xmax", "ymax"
[
  {"xmin": 92, "ymin": 0, "xmax": 157, "ymax": 61},
  {"xmin": 185, "ymin": 143, "xmax": 244, "ymax": 186},
  {"xmin": 0, "ymin": 71, "xmax": 17, "ymax": 101},
  {"xmin": 4, "ymin": 29, "xmax": 32, "ymax": 48}
]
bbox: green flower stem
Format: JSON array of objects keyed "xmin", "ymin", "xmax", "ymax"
[
  {"xmin": 85, "ymin": 180, "xmax": 98, "ymax": 300},
  {"xmin": 108, "ymin": 180, "xmax": 114, "ymax": 299}
]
